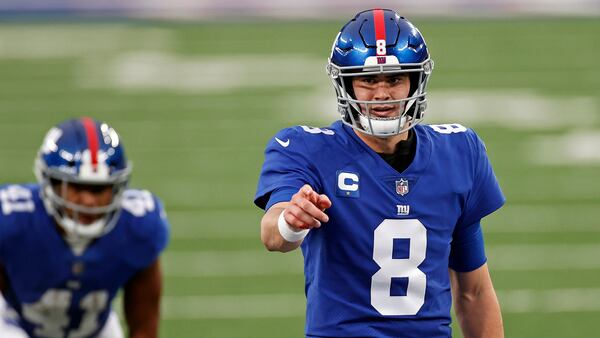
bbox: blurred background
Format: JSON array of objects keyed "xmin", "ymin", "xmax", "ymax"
[{"xmin": 0, "ymin": 1, "xmax": 599, "ymax": 337}]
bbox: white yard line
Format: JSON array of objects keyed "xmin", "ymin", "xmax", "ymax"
[
  {"xmin": 0, "ymin": 26, "xmax": 172, "ymax": 59},
  {"xmin": 488, "ymin": 244, "xmax": 600, "ymax": 271},
  {"xmin": 485, "ymin": 224, "xmax": 600, "ymax": 234},
  {"xmin": 161, "ymin": 294, "xmax": 305, "ymax": 319},
  {"xmin": 426, "ymin": 90, "xmax": 598, "ymax": 130},
  {"xmin": 528, "ymin": 130, "xmax": 600, "ymax": 165},
  {"xmin": 166, "ymin": 203, "xmax": 600, "ymax": 241},
  {"xmin": 77, "ymin": 51, "xmax": 323, "ymax": 93},
  {"xmin": 159, "ymin": 288, "xmax": 600, "ymax": 319},
  {"xmin": 162, "ymin": 250, "xmax": 303, "ymax": 277},
  {"xmin": 163, "ymin": 244, "xmax": 600, "ymax": 278},
  {"xmin": 497, "ymin": 288, "xmax": 600, "ymax": 313},
  {"xmin": 484, "ymin": 204, "xmax": 600, "ymax": 233}
]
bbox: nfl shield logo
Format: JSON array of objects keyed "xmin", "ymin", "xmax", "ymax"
[{"xmin": 396, "ymin": 179, "xmax": 409, "ymax": 196}]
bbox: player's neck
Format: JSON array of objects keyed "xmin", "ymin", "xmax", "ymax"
[
  {"xmin": 353, "ymin": 129, "xmax": 410, "ymax": 154},
  {"xmin": 54, "ymin": 223, "xmax": 93, "ymax": 256}
]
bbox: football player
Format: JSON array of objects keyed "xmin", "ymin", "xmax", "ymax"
[
  {"xmin": 0, "ymin": 117, "xmax": 169, "ymax": 338},
  {"xmin": 255, "ymin": 9, "xmax": 504, "ymax": 337}
]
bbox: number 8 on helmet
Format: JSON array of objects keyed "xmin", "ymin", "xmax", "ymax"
[{"xmin": 326, "ymin": 8, "xmax": 434, "ymax": 137}]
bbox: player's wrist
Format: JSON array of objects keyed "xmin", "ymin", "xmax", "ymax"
[{"xmin": 277, "ymin": 211, "xmax": 310, "ymax": 243}]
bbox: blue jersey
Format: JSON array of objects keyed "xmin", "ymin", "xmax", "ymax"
[
  {"xmin": 0, "ymin": 184, "xmax": 169, "ymax": 338},
  {"xmin": 255, "ymin": 121, "xmax": 505, "ymax": 337}
]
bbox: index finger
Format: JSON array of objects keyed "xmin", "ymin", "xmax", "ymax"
[{"xmin": 299, "ymin": 184, "xmax": 319, "ymax": 204}]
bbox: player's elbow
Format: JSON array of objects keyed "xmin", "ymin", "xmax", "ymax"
[
  {"xmin": 260, "ymin": 206, "xmax": 298, "ymax": 253},
  {"xmin": 260, "ymin": 220, "xmax": 282, "ymax": 252},
  {"xmin": 261, "ymin": 224, "xmax": 297, "ymax": 253},
  {"xmin": 261, "ymin": 231, "xmax": 279, "ymax": 251},
  {"xmin": 261, "ymin": 228, "xmax": 291, "ymax": 252},
  {"xmin": 263, "ymin": 241, "xmax": 284, "ymax": 252}
]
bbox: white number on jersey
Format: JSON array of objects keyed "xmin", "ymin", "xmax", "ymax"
[
  {"xmin": 0, "ymin": 185, "xmax": 35, "ymax": 215},
  {"xmin": 371, "ymin": 219, "xmax": 427, "ymax": 316},
  {"xmin": 300, "ymin": 125, "xmax": 335, "ymax": 135},
  {"xmin": 22, "ymin": 289, "xmax": 108, "ymax": 338},
  {"xmin": 68, "ymin": 291, "xmax": 109, "ymax": 338},
  {"xmin": 429, "ymin": 123, "xmax": 467, "ymax": 134},
  {"xmin": 121, "ymin": 190, "xmax": 155, "ymax": 217}
]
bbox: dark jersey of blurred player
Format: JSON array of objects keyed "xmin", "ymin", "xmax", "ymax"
[
  {"xmin": 0, "ymin": 185, "xmax": 168, "ymax": 337},
  {"xmin": 0, "ymin": 117, "xmax": 169, "ymax": 338}
]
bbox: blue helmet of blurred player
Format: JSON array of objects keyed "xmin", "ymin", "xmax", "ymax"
[
  {"xmin": 34, "ymin": 117, "xmax": 131, "ymax": 241},
  {"xmin": 327, "ymin": 9, "xmax": 434, "ymax": 137}
]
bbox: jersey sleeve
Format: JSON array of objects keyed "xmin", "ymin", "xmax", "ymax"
[
  {"xmin": 0, "ymin": 184, "xmax": 37, "ymax": 263},
  {"xmin": 123, "ymin": 191, "xmax": 170, "ymax": 269},
  {"xmin": 254, "ymin": 128, "xmax": 321, "ymax": 211},
  {"xmin": 450, "ymin": 130, "xmax": 503, "ymax": 272},
  {"xmin": 457, "ymin": 129, "xmax": 505, "ymax": 228},
  {"xmin": 148, "ymin": 195, "xmax": 170, "ymax": 257},
  {"xmin": 449, "ymin": 221, "xmax": 486, "ymax": 272}
]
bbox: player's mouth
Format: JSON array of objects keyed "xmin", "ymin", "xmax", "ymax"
[
  {"xmin": 77, "ymin": 213, "xmax": 103, "ymax": 224},
  {"xmin": 368, "ymin": 105, "xmax": 400, "ymax": 118},
  {"xmin": 64, "ymin": 208, "xmax": 102, "ymax": 224}
]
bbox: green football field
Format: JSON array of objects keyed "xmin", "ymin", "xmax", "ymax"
[{"xmin": 0, "ymin": 17, "xmax": 599, "ymax": 337}]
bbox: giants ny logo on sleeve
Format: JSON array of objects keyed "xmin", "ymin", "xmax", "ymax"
[{"xmin": 336, "ymin": 171, "xmax": 359, "ymax": 198}]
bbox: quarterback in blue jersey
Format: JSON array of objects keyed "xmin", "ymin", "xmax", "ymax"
[
  {"xmin": 0, "ymin": 118, "xmax": 169, "ymax": 338},
  {"xmin": 255, "ymin": 9, "xmax": 505, "ymax": 338}
]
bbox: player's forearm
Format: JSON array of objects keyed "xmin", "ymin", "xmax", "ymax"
[
  {"xmin": 126, "ymin": 299, "xmax": 160, "ymax": 338},
  {"xmin": 450, "ymin": 265, "xmax": 504, "ymax": 338},
  {"xmin": 126, "ymin": 295, "xmax": 160, "ymax": 338},
  {"xmin": 455, "ymin": 287, "xmax": 504, "ymax": 338},
  {"xmin": 129, "ymin": 323, "xmax": 158, "ymax": 338},
  {"xmin": 261, "ymin": 206, "xmax": 303, "ymax": 252},
  {"xmin": 125, "ymin": 261, "xmax": 162, "ymax": 338}
]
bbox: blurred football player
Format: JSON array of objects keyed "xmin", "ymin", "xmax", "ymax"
[
  {"xmin": 255, "ymin": 9, "xmax": 504, "ymax": 337},
  {"xmin": 0, "ymin": 117, "xmax": 169, "ymax": 338}
]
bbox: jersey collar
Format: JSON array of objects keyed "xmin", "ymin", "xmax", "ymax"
[{"xmin": 338, "ymin": 121, "xmax": 432, "ymax": 178}]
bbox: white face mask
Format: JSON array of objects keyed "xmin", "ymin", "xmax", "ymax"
[
  {"xmin": 40, "ymin": 182, "xmax": 123, "ymax": 244},
  {"xmin": 359, "ymin": 114, "xmax": 407, "ymax": 136},
  {"xmin": 59, "ymin": 216, "xmax": 107, "ymax": 239}
]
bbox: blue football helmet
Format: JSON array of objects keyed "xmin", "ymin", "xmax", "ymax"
[
  {"xmin": 326, "ymin": 9, "xmax": 434, "ymax": 137},
  {"xmin": 34, "ymin": 117, "xmax": 131, "ymax": 241}
]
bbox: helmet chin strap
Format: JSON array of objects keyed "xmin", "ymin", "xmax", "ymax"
[
  {"xmin": 60, "ymin": 217, "xmax": 106, "ymax": 239},
  {"xmin": 58, "ymin": 215, "xmax": 106, "ymax": 256},
  {"xmin": 359, "ymin": 115, "xmax": 406, "ymax": 136}
]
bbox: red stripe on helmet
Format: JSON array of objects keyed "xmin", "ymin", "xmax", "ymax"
[
  {"xmin": 81, "ymin": 117, "xmax": 99, "ymax": 169},
  {"xmin": 373, "ymin": 9, "xmax": 386, "ymax": 46}
]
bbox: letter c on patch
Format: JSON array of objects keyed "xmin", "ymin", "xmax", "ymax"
[{"xmin": 338, "ymin": 172, "xmax": 359, "ymax": 191}]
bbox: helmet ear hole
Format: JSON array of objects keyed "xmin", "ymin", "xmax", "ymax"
[
  {"xmin": 414, "ymin": 100, "xmax": 426, "ymax": 120},
  {"xmin": 408, "ymin": 72, "xmax": 420, "ymax": 97},
  {"xmin": 342, "ymin": 78, "xmax": 356, "ymax": 99}
]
